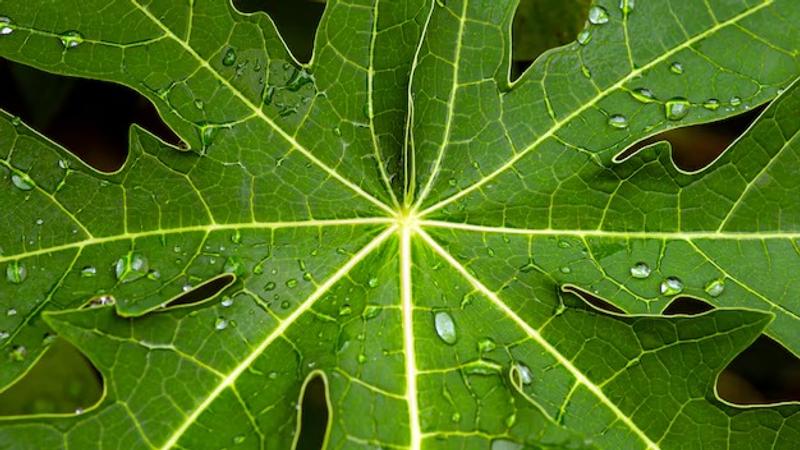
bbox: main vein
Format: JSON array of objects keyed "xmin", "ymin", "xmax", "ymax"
[
  {"xmin": 417, "ymin": 0, "xmax": 774, "ymax": 217},
  {"xmin": 418, "ymin": 228, "xmax": 661, "ymax": 450},
  {"xmin": 159, "ymin": 226, "xmax": 396, "ymax": 450},
  {"xmin": 400, "ymin": 223, "xmax": 422, "ymax": 450},
  {"xmin": 128, "ymin": 0, "xmax": 394, "ymax": 216}
]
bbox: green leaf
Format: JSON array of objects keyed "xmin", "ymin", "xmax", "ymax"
[{"xmin": 1, "ymin": 1, "xmax": 800, "ymax": 449}]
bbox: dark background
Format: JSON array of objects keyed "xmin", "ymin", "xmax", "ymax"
[{"xmin": 1, "ymin": 1, "xmax": 797, "ymax": 448}]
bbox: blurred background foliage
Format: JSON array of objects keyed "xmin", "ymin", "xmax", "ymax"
[{"xmin": 0, "ymin": 1, "xmax": 797, "ymax": 448}]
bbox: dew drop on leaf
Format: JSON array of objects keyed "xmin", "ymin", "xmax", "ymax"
[
  {"xmin": 214, "ymin": 317, "xmax": 228, "ymax": 331},
  {"xmin": 6, "ymin": 261, "xmax": 27, "ymax": 284},
  {"xmin": 367, "ymin": 277, "xmax": 379, "ymax": 288},
  {"xmin": 660, "ymin": 277, "xmax": 684, "ymax": 296},
  {"xmin": 669, "ymin": 62, "xmax": 684, "ymax": 75},
  {"xmin": 7, "ymin": 308, "xmax": 16, "ymax": 316},
  {"xmin": 362, "ymin": 305, "xmax": 381, "ymax": 320},
  {"xmin": 59, "ymin": 30, "xmax": 84, "ymax": 48},
  {"xmin": 11, "ymin": 173, "xmax": 33, "ymax": 191},
  {"xmin": 0, "ymin": 331, "xmax": 9, "ymax": 341},
  {"xmin": 560, "ymin": 266, "xmax": 571, "ymax": 274},
  {"xmin": 630, "ymin": 88, "xmax": 655, "ymax": 103},
  {"xmin": 338, "ymin": 304, "xmax": 352, "ymax": 316},
  {"xmin": 514, "ymin": 362, "xmax": 533, "ymax": 385},
  {"xmin": 577, "ymin": 29, "xmax": 592, "ymax": 45},
  {"xmin": 703, "ymin": 98, "xmax": 721, "ymax": 111},
  {"xmin": 704, "ymin": 279, "xmax": 725, "ymax": 297},
  {"xmin": 477, "ymin": 337, "xmax": 496, "ymax": 353},
  {"xmin": 450, "ymin": 412, "xmax": 461, "ymax": 423},
  {"xmin": 222, "ymin": 48, "xmax": 237, "ymax": 66},
  {"xmin": 264, "ymin": 281, "xmax": 276, "ymax": 291},
  {"xmin": 607, "ymin": 114, "xmax": 629, "ymax": 129},
  {"xmin": 434, "ymin": 311, "xmax": 457, "ymax": 345},
  {"xmin": 588, "ymin": 6, "xmax": 609, "ymax": 25},
  {"xmin": 9, "ymin": 345, "xmax": 26, "ymax": 361},
  {"xmin": 221, "ymin": 296, "xmax": 234, "ymax": 308},
  {"xmin": 619, "ymin": 0, "xmax": 635, "ymax": 14},
  {"xmin": 665, "ymin": 98, "xmax": 690, "ymax": 121},
  {"xmin": 114, "ymin": 252, "xmax": 149, "ymax": 283},
  {"xmin": 80, "ymin": 266, "xmax": 97, "ymax": 278},
  {"xmin": 491, "ymin": 439, "xmax": 523, "ymax": 450},
  {"xmin": 629, "ymin": 262, "xmax": 651, "ymax": 279},
  {"xmin": 730, "ymin": 96, "xmax": 742, "ymax": 106},
  {"xmin": 0, "ymin": 17, "xmax": 13, "ymax": 36},
  {"xmin": 285, "ymin": 278, "xmax": 298, "ymax": 288}
]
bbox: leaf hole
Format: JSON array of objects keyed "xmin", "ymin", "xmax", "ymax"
[
  {"xmin": 0, "ymin": 60, "xmax": 183, "ymax": 172},
  {"xmin": 717, "ymin": 335, "xmax": 800, "ymax": 405},
  {"xmin": 510, "ymin": 0, "xmax": 592, "ymax": 81},
  {"xmin": 233, "ymin": 0, "xmax": 324, "ymax": 64},
  {"xmin": 295, "ymin": 372, "xmax": 329, "ymax": 450},
  {"xmin": 0, "ymin": 338, "xmax": 103, "ymax": 416},
  {"xmin": 662, "ymin": 297, "xmax": 714, "ymax": 316},
  {"xmin": 614, "ymin": 107, "xmax": 764, "ymax": 171},
  {"xmin": 161, "ymin": 274, "xmax": 235, "ymax": 310},
  {"xmin": 563, "ymin": 286, "xmax": 625, "ymax": 315}
]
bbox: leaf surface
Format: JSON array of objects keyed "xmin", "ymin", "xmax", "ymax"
[{"xmin": 1, "ymin": 1, "xmax": 800, "ymax": 449}]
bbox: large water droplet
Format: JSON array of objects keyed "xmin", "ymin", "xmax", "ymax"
[
  {"xmin": 514, "ymin": 362, "xmax": 533, "ymax": 385},
  {"xmin": 221, "ymin": 296, "xmax": 234, "ymax": 308},
  {"xmin": 80, "ymin": 266, "xmax": 97, "ymax": 278},
  {"xmin": 59, "ymin": 30, "xmax": 84, "ymax": 48},
  {"xmin": 608, "ymin": 114, "xmax": 629, "ymax": 129},
  {"xmin": 9, "ymin": 345, "xmax": 26, "ymax": 361},
  {"xmin": 704, "ymin": 279, "xmax": 725, "ymax": 297},
  {"xmin": 114, "ymin": 252, "xmax": 149, "ymax": 283},
  {"xmin": 665, "ymin": 98, "xmax": 690, "ymax": 121},
  {"xmin": 222, "ymin": 48, "xmax": 237, "ymax": 66},
  {"xmin": 434, "ymin": 311, "xmax": 457, "ymax": 345},
  {"xmin": 11, "ymin": 173, "xmax": 33, "ymax": 191},
  {"xmin": 660, "ymin": 277, "xmax": 684, "ymax": 296},
  {"xmin": 7, "ymin": 308, "xmax": 17, "ymax": 316},
  {"xmin": 630, "ymin": 262, "xmax": 651, "ymax": 279},
  {"xmin": 588, "ymin": 6, "xmax": 610, "ymax": 24},
  {"xmin": 730, "ymin": 96, "xmax": 742, "ymax": 106},
  {"xmin": 6, "ymin": 261, "xmax": 26, "ymax": 284}
]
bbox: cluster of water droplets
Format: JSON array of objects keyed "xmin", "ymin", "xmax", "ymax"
[{"xmin": 628, "ymin": 262, "xmax": 726, "ymax": 298}]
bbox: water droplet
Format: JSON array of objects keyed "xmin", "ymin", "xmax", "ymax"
[
  {"xmin": 194, "ymin": 99, "xmax": 204, "ymax": 110},
  {"xmin": 233, "ymin": 435, "xmax": 245, "ymax": 445},
  {"xmin": 215, "ymin": 317, "xmax": 229, "ymax": 330},
  {"xmin": 577, "ymin": 30, "xmax": 592, "ymax": 45},
  {"xmin": 581, "ymin": 65, "xmax": 592, "ymax": 78},
  {"xmin": 660, "ymin": 277, "xmax": 684, "ymax": 296},
  {"xmin": 588, "ymin": 6, "xmax": 609, "ymax": 25},
  {"xmin": 669, "ymin": 62, "xmax": 684, "ymax": 75},
  {"xmin": 367, "ymin": 277, "xmax": 379, "ymax": 288},
  {"xmin": 262, "ymin": 85, "xmax": 276, "ymax": 105},
  {"xmin": 285, "ymin": 68, "xmax": 314, "ymax": 92},
  {"xmin": 74, "ymin": 407, "xmax": 84, "ymax": 415},
  {"xmin": 42, "ymin": 333, "xmax": 57, "ymax": 346},
  {"xmin": 264, "ymin": 281, "xmax": 276, "ymax": 291},
  {"xmin": 58, "ymin": 159, "xmax": 69, "ymax": 170},
  {"xmin": 285, "ymin": 278, "xmax": 298, "ymax": 288},
  {"xmin": 619, "ymin": 0, "xmax": 635, "ymax": 14},
  {"xmin": 6, "ymin": 261, "xmax": 27, "ymax": 284},
  {"xmin": 665, "ymin": 98, "xmax": 690, "ymax": 121},
  {"xmin": 630, "ymin": 262, "xmax": 651, "ymax": 279},
  {"xmin": 0, "ymin": 331, "xmax": 9, "ymax": 341},
  {"xmin": 448, "ymin": 178, "xmax": 457, "ymax": 187},
  {"xmin": 433, "ymin": 311, "xmax": 457, "ymax": 345},
  {"xmin": 114, "ymin": 252, "xmax": 149, "ymax": 283},
  {"xmin": 89, "ymin": 295, "xmax": 114, "ymax": 307},
  {"xmin": 362, "ymin": 305, "xmax": 381, "ymax": 320},
  {"xmin": 34, "ymin": 218, "xmax": 43, "ymax": 225},
  {"xmin": 9, "ymin": 345, "xmax": 26, "ymax": 361},
  {"xmin": 338, "ymin": 305, "xmax": 352, "ymax": 316},
  {"xmin": 0, "ymin": 17, "xmax": 13, "ymax": 36},
  {"xmin": 477, "ymin": 337, "xmax": 496, "ymax": 353},
  {"xmin": 7, "ymin": 308, "xmax": 16, "ymax": 316},
  {"xmin": 730, "ymin": 96, "xmax": 742, "ymax": 106},
  {"xmin": 221, "ymin": 296, "xmax": 234, "ymax": 308},
  {"xmin": 147, "ymin": 269, "xmax": 160, "ymax": 280},
  {"xmin": 224, "ymin": 256, "xmax": 245, "ymax": 276},
  {"xmin": 280, "ymin": 300, "xmax": 290, "ymax": 309},
  {"xmin": 59, "ymin": 30, "xmax": 83, "ymax": 48},
  {"xmin": 182, "ymin": 284, "xmax": 193, "ymax": 292},
  {"xmin": 332, "ymin": 126, "xmax": 342, "ymax": 137},
  {"xmin": 560, "ymin": 266, "xmax": 571, "ymax": 274},
  {"xmin": 231, "ymin": 230, "xmax": 242, "ymax": 244},
  {"xmin": 451, "ymin": 412, "xmax": 461, "ymax": 422},
  {"xmin": 514, "ymin": 362, "xmax": 533, "ymax": 385},
  {"xmin": 608, "ymin": 114, "xmax": 629, "ymax": 129},
  {"xmin": 486, "ymin": 247, "xmax": 495, "ymax": 257},
  {"xmin": 703, "ymin": 98, "xmax": 721, "ymax": 111},
  {"xmin": 10, "ymin": 116, "xmax": 21, "ymax": 126},
  {"xmin": 630, "ymin": 88, "xmax": 655, "ymax": 103},
  {"xmin": 491, "ymin": 439, "xmax": 523, "ymax": 450},
  {"xmin": 704, "ymin": 279, "xmax": 725, "ymax": 297},
  {"xmin": 557, "ymin": 240, "xmax": 571, "ymax": 249},
  {"xmin": 357, "ymin": 353, "xmax": 368, "ymax": 363},
  {"xmin": 222, "ymin": 48, "xmax": 237, "ymax": 66},
  {"xmin": 11, "ymin": 173, "xmax": 33, "ymax": 191}
]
